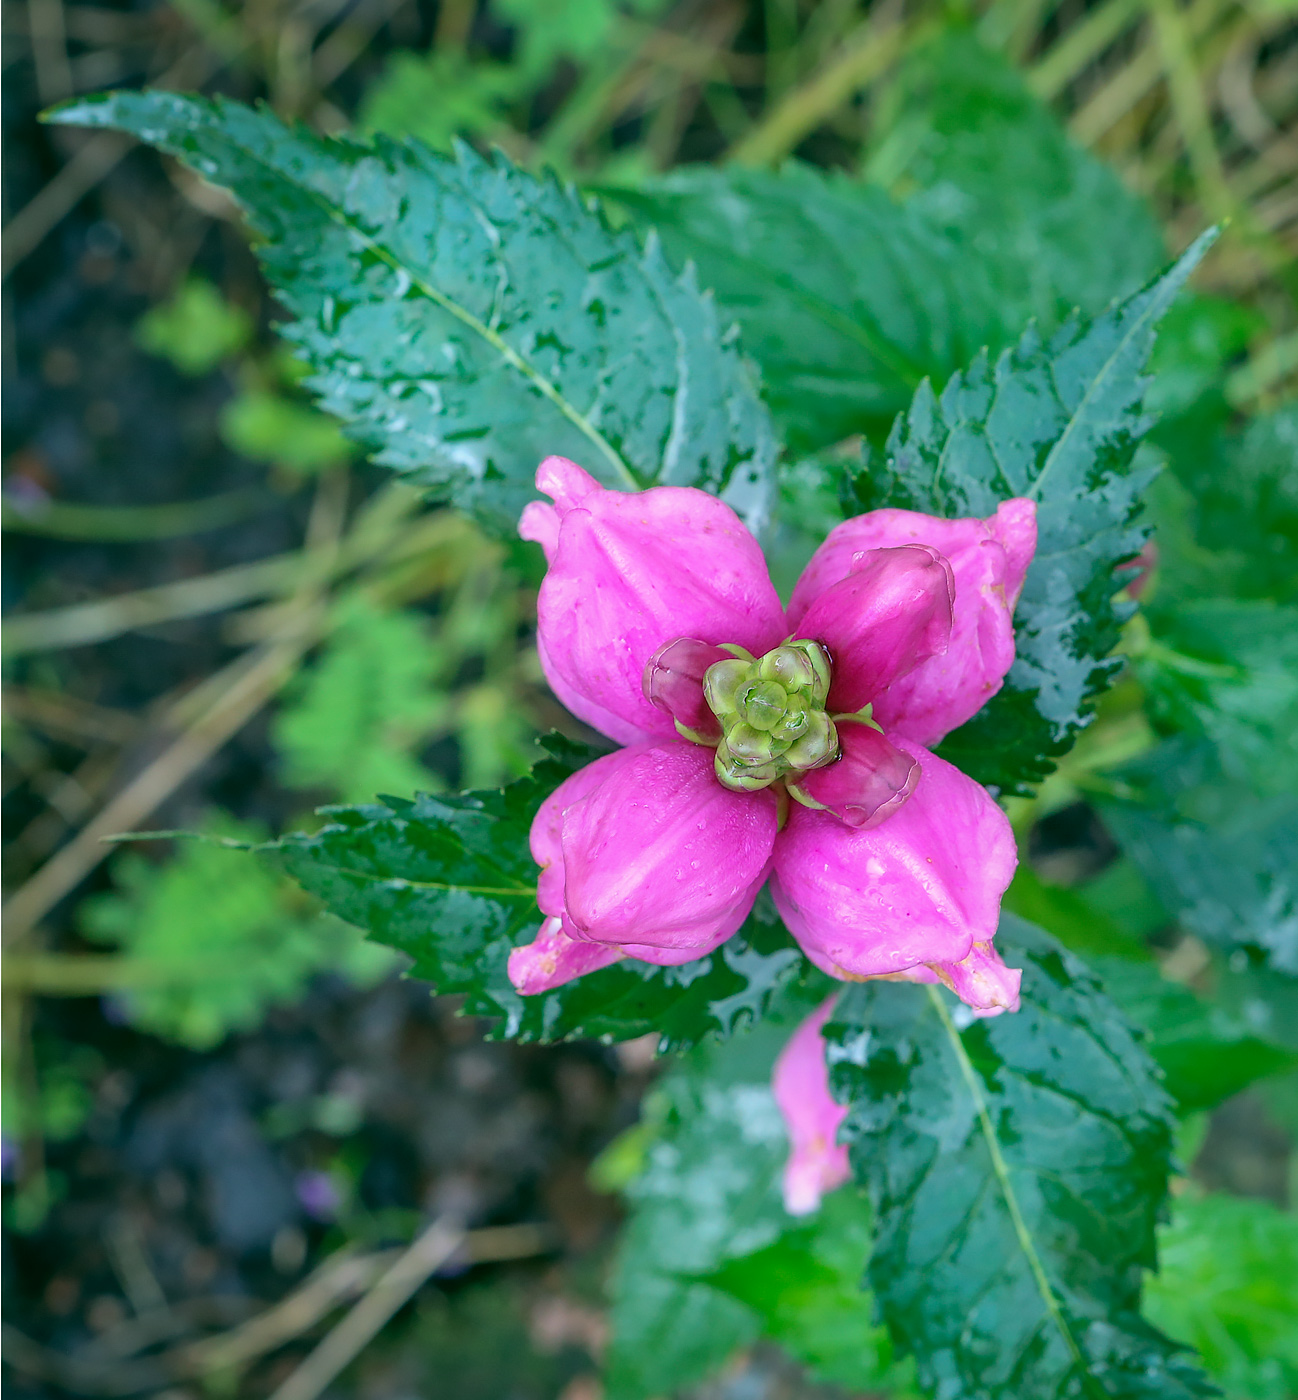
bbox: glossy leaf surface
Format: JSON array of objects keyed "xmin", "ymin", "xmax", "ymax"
[
  {"xmin": 827, "ymin": 915, "xmax": 1219, "ymax": 1399},
  {"xmin": 263, "ymin": 737, "xmax": 806, "ymax": 1049},
  {"xmin": 50, "ymin": 92, "xmax": 777, "ymax": 535},
  {"xmin": 853, "ymin": 233, "xmax": 1216, "ymax": 792}
]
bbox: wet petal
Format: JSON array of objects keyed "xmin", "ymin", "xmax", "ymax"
[
  {"xmin": 509, "ymin": 916, "xmax": 625, "ymax": 995},
  {"xmin": 792, "ymin": 546, "xmax": 953, "ymax": 715},
  {"xmin": 789, "ymin": 501, "xmax": 1037, "ymax": 746},
  {"xmin": 526, "ymin": 458, "xmax": 786, "ymax": 745},
  {"xmin": 786, "ymin": 720, "xmax": 920, "ymax": 829},
  {"xmin": 539, "ymin": 739, "xmax": 778, "ymax": 960},
  {"xmin": 771, "ymin": 737, "xmax": 1017, "ymax": 980}
]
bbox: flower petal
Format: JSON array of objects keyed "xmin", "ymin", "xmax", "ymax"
[
  {"xmin": 870, "ymin": 941, "xmax": 1022, "ymax": 1016},
  {"xmin": 773, "ymin": 997, "xmax": 850, "ymax": 1215},
  {"xmin": 771, "ymin": 737, "xmax": 1017, "ymax": 980},
  {"xmin": 789, "ymin": 501, "xmax": 1038, "ymax": 747},
  {"xmin": 509, "ymin": 916, "xmax": 625, "ymax": 995},
  {"xmin": 541, "ymin": 739, "xmax": 778, "ymax": 959},
  {"xmin": 786, "ymin": 719, "xmax": 919, "ymax": 829},
  {"xmin": 643, "ymin": 637, "xmax": 729, "ymax": 741},
  {"xmin": 527, "ymin": 458, "xmax": 786, "ymax": 744},
  {"xmin": 792, "ymin": 545, "xmax": 953, "ymax": 715}
]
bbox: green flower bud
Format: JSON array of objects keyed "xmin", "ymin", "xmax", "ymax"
[{"xmin": 703, "ymin": 639, "xmax": 840, "ymax": 792}]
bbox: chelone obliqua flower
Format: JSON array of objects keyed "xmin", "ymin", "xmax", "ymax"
[{"xmin": 508, "ymin": 456, "xmax": 1036, "ymax": 1014}]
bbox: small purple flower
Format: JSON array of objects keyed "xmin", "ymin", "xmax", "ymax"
[
  {"xmin": 294, "ymin": 1170, "xmax": 341, "ymax": 1222},
  {"xmin": 509, "ymin": 458, "xmax": 1034, "ymax": 1013}
]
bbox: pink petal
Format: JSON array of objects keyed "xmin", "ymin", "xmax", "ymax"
[
  {"xmin": 870, "ymin": 941, "xmax": 1022, "ymax": 1017},
  {"xmin": 786, "ymin": 720, "xmax": 920, "ymax": 829},
  {"xmin": 538, "ymin": 740, "xmax": 778, "ymax": 961},
  {"xmin": 772, "ymin": 997, "xmax": 851, "ymax": 1215},
  {"xmin": 642, "ymin": 637, "xmax": 729, "ymax": 741},
  {"xmin": 792, "ymin": 545, "xmax": 953, "ymax": 715},
  {"xmin": 771, "ymin": 737, "xmax": 1017, "ymax": 980},
  {"xmin": 789, "ymin": 501, "xmax": 1038, "ymax": 747},
  {"xmin": 526, "ymin": 459, "xmax": 786, "ymax": 745},
  {"xmin": 509, "ymin": 916, "xmax": 625, "ymax": 995}
]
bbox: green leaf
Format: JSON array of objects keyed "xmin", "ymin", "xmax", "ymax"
[
  {"xmin": 703, "ymin": 1191, "xmax": 921, "ymax": 1396},
  {"xmin": 611, "ymin": 38, "xmax": 1163, "ymax": 459},
  {"xmin": 606, "ymin": 996, "xmax": 916, "ymax": 1400},
  {"xmin": 606, "ymin": 164, "xmax": 973, "ymax": 453},
  {"xmin": 80, "ymin": 815, "xmax": 394, "ymax": 1049},
  {"xmin": 1005, "ymin": 868, "xmax": 1296, "ymax": 1113},
  {"xmin": 272, "ymin": 597, "xmax": 447, "ymax": 802},
  {"xmin": 853, "ymin": 231, "xmax": 1217, "ymax": 793},
  {"xmin": 1097, "ymin": 738, "xmax": 1298, "ymax": 976},
  {"xmin": 867, "ymin": 32, "xmax": 1166, "ymax": 338},
  {"xmin": 1138, "ymin": 599, "xmax": 1298, "ymax": 797},
  {"xmin": 605, "ymin": 1016, "xmax": 794, "ymax": 1399},
  {"xmin": 50, "ymin": 92, "xmax": 776, "ymax": 536},
  {"xmin": 827, "ymin": 915, "xmax": 1219, "ymax": 1399},
  {"xmin": 358, "ymin": 52, "xmax": 524, "ymax": 149},
  {"xmin": 220, "ymin": 387, "xmax": 353, "ymax": 473},
  {"xmin": 1146, "ymin": 1193, "xmax": 1298, "ymax": 1400},
  {"xmin": 264, "ymin": 736, "xmax": 807, "ymax": 1049}
]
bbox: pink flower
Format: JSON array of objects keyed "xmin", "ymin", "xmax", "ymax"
[
  {"xmin": 772, "ymin": 998, "xmax": 850, "ymax": 1215},
  {"xmin": 507, "ymin": 457, "xmax": 1034, "ymax": 1011}
]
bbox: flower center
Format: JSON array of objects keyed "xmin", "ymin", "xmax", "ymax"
[{"xmin": 704, "ymin": 641, "xmax": 839, "ymax": 792}]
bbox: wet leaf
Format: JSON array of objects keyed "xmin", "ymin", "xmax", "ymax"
[
  {"xmin": 853, "ymin": 232, "xmax": 1217, "ymax": 792},
  {"xmin": 50, "ymin": 92, "xmax": 776, "ymax": 536},
  {"xmin": 827, "ymin": 915, "xmax": 1220, "ymax": 1398},
  {"xmin": 263, "ymin": 736, "xmax": 806, "ymax": 1049}
]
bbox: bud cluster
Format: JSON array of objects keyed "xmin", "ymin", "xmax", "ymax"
[{"xmin": 703, "ymin": 641, "xmax": 839, "ymax": 791}]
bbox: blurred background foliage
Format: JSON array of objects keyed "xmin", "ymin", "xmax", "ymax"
[{"xmin": 2, "ymin": 0, "xmax": 1295, "ymax": 1395}]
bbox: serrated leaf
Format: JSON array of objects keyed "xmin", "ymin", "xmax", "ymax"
[
  {"xmin": 263, "ymin": 736, "xmax": 806, "ymax": 1050},
  {"xmin": 1005, "ymin": 868, "xmax": 1296, "ymax": 1112},
  {"xmin": 827, "ymin": 915, "xmax": 1219, "ymax": 1400},
  {"xmin": 1097, "ymin": 738, "xmax": 1298, "ymax": 976},
  {"xmin": 852, "ymin": 232, "xmax": 1216, "ymax": 793},
  {"xmin": 50, "ymin": 92, "xmax": 776, "ymax": 535},
  {"xmin": 1138, "ymin": 599, "xmax": 1298, "ymax": 798},
  {"xmin": 606, "ymin": 996, "xmax": 916, "ymax": 1400}
]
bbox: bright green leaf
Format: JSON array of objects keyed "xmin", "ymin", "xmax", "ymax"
[
  {"xmin": 1147, "ymin": 1193, "xmax": 1298, "ymax": 1400},
  {"xmin": 134, "ymin": 277, "xmax": 252, "ymax": 375},
  {"xmin": 220, "ymin": 387, "xmax": 353, "ymax": 473},
  {"xmin": 80, "ymin": 816, "xmax": 394, "ymax": 1049}
]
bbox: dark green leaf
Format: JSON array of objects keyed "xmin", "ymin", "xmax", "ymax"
[
  {"xmin": 50, "ymin": 92, "xmax": 776, "ymax": 535},
  {"xmin": 827, "ymin": 915, "xmax": 1219, "ymax": 1399},
  {"xmin": 1138, "ymin": 599, "xmax": 1298, "ymax": 797},
  {"xmin": 867, "ymin": 32, "xmax": 1165, "ymax": 339},
  {"xmin": 608, "ymin": 38, "xmax": 1163, "ymax": 459},
  {"xmin": 1097, "ymin": 738, "xmax": 1298, "ymax": 975},
  {"xmin": 854, "ymin": 232, "xmax": 1216, "ymax": 792},
  {"xmin": 263, "ymin": 736, "xmax": 806, "ymax": 1049},
  {"xmin": 1005, "ymin": 867, "xmax": 1295, "ymax": 1113},
  {"xmin": 606, "ymin": 993, "xmax": 915, "ymax": 1400},
  {"xmin": 606, "ymin": 164, "xmax": 973, "ymax": 453}
]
